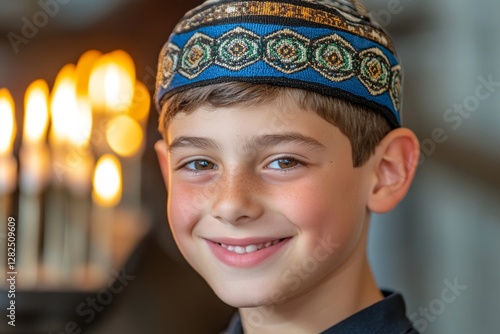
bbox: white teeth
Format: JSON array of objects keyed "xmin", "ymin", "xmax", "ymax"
[
  {"xmin": 245, "ymin": 245, "xmax": 258, "ymax": 253},
  {"xmin": 234, "ymin": 246, "xmax": 245, "ymax": 254},
  {"xmin": 218, "ymin": 239, "xmax": 283, "ymax": 254}
]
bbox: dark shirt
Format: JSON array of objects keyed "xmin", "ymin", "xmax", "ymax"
[{"xmin": 223, "ymin": 290, "xmax": 418, "ymax": 334}]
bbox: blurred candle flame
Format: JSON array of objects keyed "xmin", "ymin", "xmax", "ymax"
[
  {"xmin": 20, "ymin": 80, "xmax": 51, "ymax": 193},
  {"xmin": 106, "ymin": 115, "xmax": 143, "ymax": 157},
  {"xmin": 128, "ymin": 81, "xmax": 151, "ymax": 122},
  {"xmin": 88, "ymin": 50, "xmax": 136, "ymax": 113},
  {"xmin": 50, "ymin": 65, "xmax": 93, "ymax": 148},
  {"xmin": 23, "ymin": 80, "xmax": 50, "ymax": 146},
  {"xmin": 0, "ymin": 88, "xmax": 16, "ymax": 156},
  {"xmin": 50, "ymin": 64, "xmax": 78, "ymax": 144},
  {"xmin": 76, "ymin": 50, "xmax": 102, "ymax": 98},
  {"xmin": 67, "ymin": 96, "xmax": 93, "ymax": 148},
  {"xmin": 92, "ymin": 154, "xmax": 122, "ymax": 207}
]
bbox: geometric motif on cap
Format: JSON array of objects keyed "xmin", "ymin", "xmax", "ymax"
[{"xmin": 161, "ymin": 26, "xmax": 402, "ymax": 109}]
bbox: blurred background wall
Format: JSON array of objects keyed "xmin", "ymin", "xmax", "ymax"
[
  {"xmin": 366, "ymin": 1, "xmax": 500, "ymax": 334},
  {"xmin": 0, "ymin": 0, "xmax": 498, "ymax": 333}
]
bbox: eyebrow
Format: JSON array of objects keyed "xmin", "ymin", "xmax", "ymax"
[
  {"xmin": 168, "ymin": 136, "xmax": 221, "ymax": 152},
  {"xmin": 168, "ymin": 132, "xmax": 325, "ymax": 153},
  {"xmin": 244, "ymin": 132, "xmax": 326, "ymax": 152}
]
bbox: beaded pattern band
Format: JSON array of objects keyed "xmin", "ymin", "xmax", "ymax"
[
  {"xmin": 174, "ymin": 1, "xmax": 394, "ymax": 51},
  {"xmin": 156, "ymin": 0, "xmax": 402, "ymax": 128}
]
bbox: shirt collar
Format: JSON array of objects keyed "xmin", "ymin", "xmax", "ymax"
[{"xmin": 222, "ymin": 290, "xmax": 417, "ymax": 334}]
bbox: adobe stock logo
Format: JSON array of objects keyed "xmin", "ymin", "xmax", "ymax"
[
  {"xmin": 7, "ymin": 0, "xmax": 72, "ymax": 54},
  {"xmin": 370, "ymin": 0, "xmax": 413, "ymax": 27},
  {"xmin": 418, "ymin": 74, "xmax": 500, "ymax": 165},
  {"xmin": 48, "ymin": 268, "xmax": 135, "ymax": 334},
  {"xmin": 409, "ymin": 277, "xmax": 467, "ymax": 333}
]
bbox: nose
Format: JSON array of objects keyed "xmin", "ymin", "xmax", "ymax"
[{"xmin": 210, "ymin": 170, "xmax": 264, "ymax": 225}]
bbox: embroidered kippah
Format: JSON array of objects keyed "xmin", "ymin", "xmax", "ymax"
[{"xmin": 155, "ymin": 0, "xmax": 403, "ymax": 128}]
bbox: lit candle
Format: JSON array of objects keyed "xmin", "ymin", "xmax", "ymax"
[
  {"xmin": 63, "ymin": 95, "xmax": 94, "ymax": 283},
  {"xmin": 86, "ymin": 49, "xmax": 138, "ymax": 193},
  {"xmin": 0, "ymin": 88, "xmax": 17, "ymax": 194},
  {"xmin": 106, "ymin": 114, "xmax": 144, "ymax": 158},
  {"xmin": 128, "ymin": 81, "xmax": 151, "ymax": 125},
  {"xmin": 60, "ymin": 51, "xmax": 101, "ymax": 284},
  {"xmin": 88, "ymin": 50, "xmax": 136, "ymax": 114},
  {"xmin": 0, "ymin": 88, "xmax": 17, "ymax": 285},
  {"xmin": 87, "ymin": 50, "xmax": 146, "ymax": 217},
  {"xmin": 106, "ymin": 112, "xmax": 144, "ymax": 214},
  {"xmin": 75, "ymin": 50, "xmax": 102, "ymax": 98},
  {"xmin": 65, "ymin": 96, "xmax": 93, "ymax": 194},
  {"xmin": 90, "ymin": 154, "xmax": 122, "ymax": 284},
  {"xmin": 43, "ymin": 65, "xmax": 78, "ymax": 283},
  {"xmin": 17, "ymin": 80, "xmax": 51, "ymax": 288},
  {"xmin": 49, "ymin": 64, "xmax": 78, "ymax": 152}
]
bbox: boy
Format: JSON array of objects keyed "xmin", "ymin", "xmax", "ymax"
[{"xmin": 154, "ymin": 0, "xmax": 420, "ymax": 333}]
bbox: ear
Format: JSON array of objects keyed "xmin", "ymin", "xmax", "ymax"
[
  {"xmin": 367, "ymin": 128, "xmax": 420, "ymax": 214},
  {"xmin": 154, "ymin": 140, "xmax": 170, "ymax": 189}
]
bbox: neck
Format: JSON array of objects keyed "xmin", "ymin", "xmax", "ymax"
[{"xmin": 239, "ymin": 227, "xmax": 382, "ymax": 334}]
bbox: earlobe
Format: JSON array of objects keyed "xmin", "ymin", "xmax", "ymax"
[
  {"xmin": 154, "ymin": 140, "xmax": 170, "ymax": 189},
  {"xmin": 367, "ymin": 128, "xmax": 420, "ymax": 213}
]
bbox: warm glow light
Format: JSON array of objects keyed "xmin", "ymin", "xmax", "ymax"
[
  {"xmin": 76, "ymin": 50, "xmax": 102, "ymax": 97},
  {"xmin": 0, "ymin": 88, "xmax": 16, "ymax": 156},
  {"xmin": 67, "ymin": 96, "xmax": 93, "ymax": 147},
  {"xmin": 106, "ymin": 115, "xmax": 143, "ymax": 157},
  {"xmin": 23, "ymin": 79, "xmax": 50, "ymax": 145},
  {"xmin": 88, "ymin": 50, "xmax": 136, "ymax": 113},
  {"xmin": 87, "ymin": 60, "xmax": 107, "ymax": 112},
  {"xmin": 50, "ymin": 64, "xmax": 78, "ymax": 143},
  {"xmin": 93, "ymin": 154, "xmax": 122, "ymax": 207},
  {"xmin": 128, "ymin": 81, "xmax": 151, "ymax": 122}
]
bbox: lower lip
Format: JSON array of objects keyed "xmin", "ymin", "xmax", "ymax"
[{"xmin": 206, "ymin": 238, "xmax": 291, "ymax": 268}]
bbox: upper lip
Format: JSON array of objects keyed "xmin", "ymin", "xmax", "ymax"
[{"xmin": 204, "ymin": 236, "xmax": 290, "ymax": 247}]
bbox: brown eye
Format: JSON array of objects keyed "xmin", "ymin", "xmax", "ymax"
[
  {"xmin": 185, "ymin": 160, "xmax": 217, "ymax": 171},
  {"xmin": 194, "ymin": 160, "xmax": 215, "ymax": 170},
  {"xmin": 268, "ymin": 158, "xmax": 300, "ymax": 170},
  {"xmin": 278, "ymin": 158, "xmax": 298, "ymax": 169}
]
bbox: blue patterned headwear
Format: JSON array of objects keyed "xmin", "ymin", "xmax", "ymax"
[{"xmin": 155, "ymin": 0, "xmax": 402, "ymax": 128}]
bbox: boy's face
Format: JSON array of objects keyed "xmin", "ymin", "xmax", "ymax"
[{"xmin": 160, "ymin": 99, "xmax": 375, "ymax": 308}]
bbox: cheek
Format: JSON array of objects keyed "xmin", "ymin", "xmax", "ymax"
[
  {"xmin": 168, "ymin": 182, "xmax": 208, "ymax": 236},
  {"xmin": 167, "ymin": 183, "xmax": 211, "ymax": 269},
  {"xmin": 277, "ymin": 170, "xmax": 366, "ymax": 246}
]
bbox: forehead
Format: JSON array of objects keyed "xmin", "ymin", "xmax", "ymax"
[
  {"xmin": 166, "ymin": 97, "xmax": 301, "ymax": 133},
  {"xmin": 166, "ymin": 100, "xmax": 346, "ymax": 152},
  {"xmin": 167, "ymin": 99, "xmax": 302, "ymax": 133}
]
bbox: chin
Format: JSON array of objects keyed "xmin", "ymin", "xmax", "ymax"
[{"xmin": 209, "ymin": 281, "xmax": 277, "ymax": 308}]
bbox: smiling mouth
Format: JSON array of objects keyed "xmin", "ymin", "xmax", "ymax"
[{"xmin": 216, "ymin": 238, "xmax": 289, "ymax": 254}]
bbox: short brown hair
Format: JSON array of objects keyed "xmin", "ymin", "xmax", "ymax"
[{"xmin": 158, "ymin": 82, "xmax": 391, "ymax": 167}]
